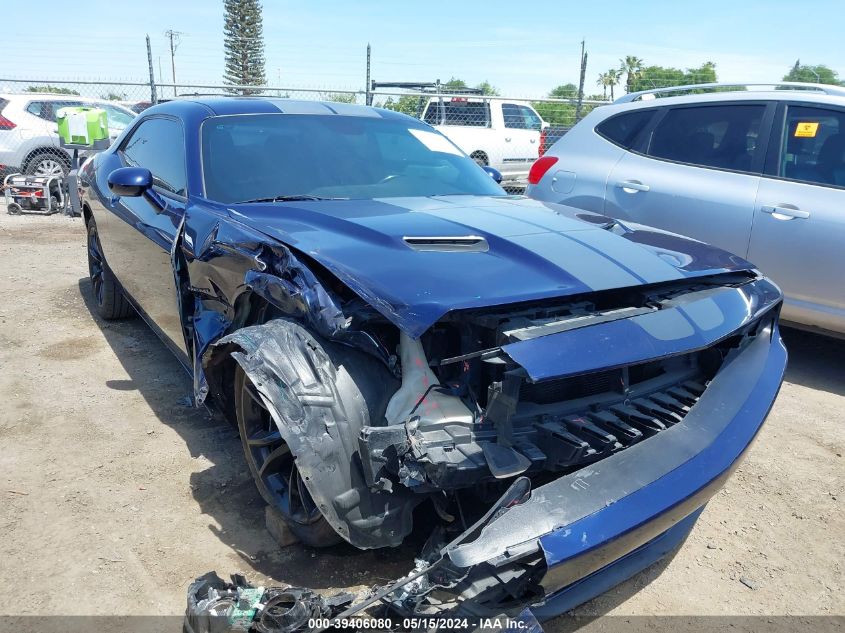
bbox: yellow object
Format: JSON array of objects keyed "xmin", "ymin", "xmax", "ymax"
[{"xmin": 794, "ymin": 121, "xmax": 820, "ymax": 138}]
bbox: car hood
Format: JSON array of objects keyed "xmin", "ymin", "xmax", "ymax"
[{"xmin": 227, "ymin": 195, "xmax": 754, "ymax": 337}]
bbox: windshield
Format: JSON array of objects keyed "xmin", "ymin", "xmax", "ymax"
[{"xmin": 201, "ymin": 113, "xmax": 506, "ymax": 203}]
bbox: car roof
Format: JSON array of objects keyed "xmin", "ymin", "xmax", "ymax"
[
  {"xmin": 594, "ymin": 88, "xmax": 845, "ymax": 120},
  {"xmin": 154, "ymin": 96, "xmax": 416, "ymax": 121}
]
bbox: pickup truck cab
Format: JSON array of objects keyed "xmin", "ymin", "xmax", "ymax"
[{"xmin": 422, "ymin": 97, "xmax": 546, "ymax": 184}]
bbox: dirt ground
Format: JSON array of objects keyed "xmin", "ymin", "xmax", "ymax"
[{"xmin": 0, "ymin": 212, "xmax": 842, "ymax": 623}]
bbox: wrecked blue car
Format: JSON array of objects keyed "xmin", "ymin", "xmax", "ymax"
[{"xmin": 81, "ymin": 97, "xmax": 786, "ymax": 624}]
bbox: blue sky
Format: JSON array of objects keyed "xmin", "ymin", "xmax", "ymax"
[{"xmin": 3, "ymin": 0, "xmax": 843, "ymax": 97}]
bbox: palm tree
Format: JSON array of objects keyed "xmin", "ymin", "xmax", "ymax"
[
  {"xmin": 619, "ymin": 56, "xmax": 644, "ymax": 94},
  {"xmin": 608, "ymin": 68, "xmax": 620, "ymax": 100},
  {"xmin": 596, "ymin": 72, "xmax": 609, "ymax": 99}
]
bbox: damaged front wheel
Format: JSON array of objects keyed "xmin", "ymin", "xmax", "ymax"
[{"xmin": 234, "ymin": 365, "xmax": 342, "ymax": 547}]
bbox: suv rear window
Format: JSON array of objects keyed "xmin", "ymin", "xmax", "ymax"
[
  {"xmin": 441, "ymin": 100, "xmax": 489, "ymax": 127},
  {"xmin": 648, "ymin": 104, "xmax": 764, "ymax": 173},
  {"xmin": 779, "ymin": 105, "xmax": 845, "ymax": 188},
  {"xmin": 596, "ymin": 110, "xmax": 654, "ymax": 149},
  {"xmin": 26, "ymin": 100, "xmax": 83, "ymax": 122}
]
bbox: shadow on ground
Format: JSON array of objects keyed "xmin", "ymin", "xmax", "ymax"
[{"xmin": 780, "ymin": 326, "xmax": 845, "ymax": 397}]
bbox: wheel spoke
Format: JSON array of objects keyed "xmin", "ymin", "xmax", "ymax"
[
  {"xmin": 295, "ymin": 468, "xmax": 318, "ymax": 519},
  {"xmin": 243, "ymin": 381, "xmax": 269, "ymax": 411},
  {"xmin": 247, "ymin": 428, "xmax": 282, "ymax": 448},
  {"xmin": 258, "ymin": 443, "xmax": 291, "ymax": 477}
]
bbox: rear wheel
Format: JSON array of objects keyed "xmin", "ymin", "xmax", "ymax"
[
  {"xmin": 234, "ymin": 365, "xmax": 342, "ymax": 547},
  {"xmin": 87, "ymin": 221, "xmax": 134, "ymax": 319}
]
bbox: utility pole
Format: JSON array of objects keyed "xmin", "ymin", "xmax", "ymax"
[
  {"xmin": 165, "ymin": 29, "xmax": 183, "ymax": 98},
  {"xmin": 365, "ymin": 43, "xmax": 372, "ymax": 106},
  {"xmin": 576, "ymin": 40, "xmax": 587, "ymax": 122},
  {"xmin": 146, "ymin": 35, "xmax": 158, "ymax": 105}
]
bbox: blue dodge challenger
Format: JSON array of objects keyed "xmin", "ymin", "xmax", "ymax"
[{"xmin": 81, "ymin": 97, "xmax": 786, "ymax": 624}]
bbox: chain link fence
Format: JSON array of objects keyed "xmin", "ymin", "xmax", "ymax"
[{"xmin": 0, "ymin": 77, "xmax": 610, "ymax": 186}]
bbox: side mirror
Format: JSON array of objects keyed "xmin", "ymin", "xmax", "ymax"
[
  {"xmin": 482, "ymin": 166, "xmax": 503, "ymax": 184},
  {"xmin": 107, "ymin": 167, "xmax": 152, "ymax": 197}
]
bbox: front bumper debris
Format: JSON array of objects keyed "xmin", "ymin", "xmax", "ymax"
[{"xmin": 185, "ymin": 318, "xmax": 785, "ymax": 630}]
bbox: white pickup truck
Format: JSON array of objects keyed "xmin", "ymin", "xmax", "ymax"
[{"xmin": 421, "ymin": 97, "xmax": 546, "ymax": 184}]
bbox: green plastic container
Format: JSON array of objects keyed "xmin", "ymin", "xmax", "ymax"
[{"xmin": 56, "ymin": 106, "xmax": 108, "ymax": 146}]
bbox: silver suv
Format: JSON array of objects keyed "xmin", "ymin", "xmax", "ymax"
[
  {"xmin": 0, "ymin": 93, "xmax": 135, "ymax": 178},
  {"xmin": 527, "ymin": 82, "xmax": 845, "ymax": 337}
]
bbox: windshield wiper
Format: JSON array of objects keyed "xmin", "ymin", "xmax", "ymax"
[{"xmin": 233, "ymin": 194, "xmax": 347, "ymax": 204}]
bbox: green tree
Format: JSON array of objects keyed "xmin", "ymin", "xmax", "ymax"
[
  {"xmin": 443, "ymin": 77, "xmax": 467, "ymax": 90},
  {"xmin": 783, "ymin": 60, "xmax": 841, "ymax": 85},
  {"xmin": 549, "ymin": 83, "xmax": 578, "ymax": 98},
  {"xmin": 628, "ymin": 62, "xmax": 719, "ymax": 92},
  {"xmin": 596, "ymin": 70, "xmax": 620, "ymax": 100},
  {"xmin": 629, "ymin": 65, "xmax": 685, "ymax": 92},
  {"xmin": 381, "ymin": 94, "xmax": 424, "ymax": 117},
  {"xmin": 618, "ymin": 56, "xmax": 644, "ymax": 93},
  {"xmin": 100, "ymin": 92, "xmax": 127, "ymax": 101},
  {"xmin": 532, "ymin": 85, "xmax": 580, "ymax": 126},
  {"xmin": 323, "ymin": 92, "xmax": 357, "ymax": 104},
  {"xmin": 475, "ymin": 80, "xmax": 499, "ymax": 96},
  {"xmin": 25, "ymin": 85, "xmax": 80, "ymax": 95},
  {"xmin": 686, "ymin": 61, "xmax": 717, "ymax": 85},
  {"xmin": 223, "ymin": 0, "xmax": 266, "ymax": 94}
]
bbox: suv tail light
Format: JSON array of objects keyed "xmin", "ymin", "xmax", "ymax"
[
  {"xmin": 528, "ymin": 156, "xmax": 558, "ymax": 185},
  {"xmin": 539, "ymin": 129, "xmax": 547, "ymax": 157},
  {"xmin": 0, "ymin": 98, "xmax": 13, "ymax": 130}
]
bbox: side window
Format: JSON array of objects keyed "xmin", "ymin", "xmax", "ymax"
[
  {"xmin": 596, "ymin": 109, "xmax": 654, "ymax": 149},
  {"xmin": 519, "ymin": 105, "xmax": 543, "ymax": 131},
  {"xmin": 121, "ymin": 118, "xmax": 187, "ymax": 196},
  {"xmin": 778, "ymin": 105, "xmax": 845, "ymax": 188},
  {"xmin": 502, "ymin": 103, "xmax": 525, "ymax": 129},
  {"xmin": 26, "ymin": 101, "xmax": 46, "ymax": 120},
  {"xmin": 47, "ymin": 101, "xmax": 83, "ymax": 122},
  {"xmin": 647, "ymin": 104, "xmax": 764, "ymax": 172},
  {"xmin": 441, "ymin": 100, "xmax": 488, "ymax": 127},
  {"xmin": 423, "ymin": 102, "xmax": 440, "ymax": 125},
  {"xmin": 503, "ymin": 104, "xmax": 543, "ymax": 131}
]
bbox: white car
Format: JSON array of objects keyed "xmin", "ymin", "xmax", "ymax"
[
  {"xmin": 421, "ymin": 97, "xmax": 546, "ymax": 183},
  {"xmin": 0, "ymin": 93, "xmax": 136, "ymax": 178}
]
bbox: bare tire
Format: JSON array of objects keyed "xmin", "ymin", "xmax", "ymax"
[{"xmin": 87, "ymin": 222, "xmax": 134, "ymax": 320}]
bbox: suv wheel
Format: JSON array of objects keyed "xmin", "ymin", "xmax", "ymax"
[{"xmin": 25, "ymin": 152, "xmax": 69, "ymax": 178}]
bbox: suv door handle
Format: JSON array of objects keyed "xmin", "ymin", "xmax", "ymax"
[
  {"xmin": 616, "ymin": 180, "xmax": 650, "ymax": 193},
  {"xmin": 761, "ymin": 204, "xmax": 810, "ymax": 220},
  {"xmin": 504, "ymin": 137, "xmax": 512, "ymax": 142}
]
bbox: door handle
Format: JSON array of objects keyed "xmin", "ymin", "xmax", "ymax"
[
  {"xmin": 616, "ymin": 180, "xmax": 650, "ymax": 193},
  {"xmin": 504, "ymin": 137, "xmax": 512, "ymax": 142},
  {"xmin": 761, "ymin": 204, "xmax": 810, "ymax": 220},
  {"xmin": 529, "ymin": 138, "xmax": 537, "ymax": 143}
]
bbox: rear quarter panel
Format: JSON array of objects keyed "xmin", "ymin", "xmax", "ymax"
[{"xmin": 527, "ymin": 109, "xmax": 625, "ymax": 212}]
